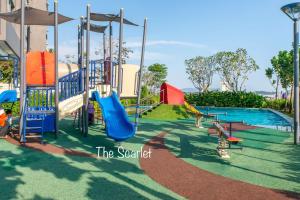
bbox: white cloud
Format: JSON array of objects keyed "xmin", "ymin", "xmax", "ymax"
[
  {"xmin": 126, "ymin": 40, "xmax": 206, "ymax": 49},
  {"xmin": 129, "ymin": 50, "xmax": 170, "ymax": 63},
  {"xmin": 49, "ymin": 39, "xmax": 102, "ymax": 61}
]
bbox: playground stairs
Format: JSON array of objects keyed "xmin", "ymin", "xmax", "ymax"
[
  {"xmin": 139, "ymin": 89, "xmax": 165, "ymax": 118},
  {"xmin": 21, "ymin": 87, "xmax": 56, "ymax": 143}
]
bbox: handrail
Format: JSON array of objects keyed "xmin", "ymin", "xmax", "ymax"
[
  {"xmin": 59, "ymin": 69, "xmax": 84, "ymax": 101},
  {"xmin": 138, "ymin": 89, "xmax": 165, "ymax": 116},
  {"xmin": 139, "ymin": 89, "xmax": 165, "ymax": 105}
]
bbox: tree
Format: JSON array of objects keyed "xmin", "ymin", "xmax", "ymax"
[
  {"xmin": 141, "ymin": 67, "xmax": 155, "ymax": 88},
  {"xmin": 265, "ymin": 67, "xmax": 279, "ymax": 99},
  {"xmin": 147, "ymin": 63, "xmax": 168, "ymax": 92},
  {"xmin": 185, "ymin": 56, "xmax": 215, "ymax": 93},
  {"xmin": 270, "ymin": 50, "xmax": 294, "ymax": 112},
  {"xmin": 215, "ymin": 48, "xmax": 259, "ymax": 92},
  {"xmin": 0, "ymin": 60, "xmax": 13, "ymax": 84},
  {"xmin": 95, "ymin": 40, "xmax": 133, "ymax": 64}
]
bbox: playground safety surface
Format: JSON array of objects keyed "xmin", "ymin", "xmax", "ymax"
[{"xmin": 140, "ymin": 131, "xmax": 300, "ymax": 200}]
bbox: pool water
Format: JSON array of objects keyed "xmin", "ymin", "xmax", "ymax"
[{"xmin": 197, "ymin": 107, "xmax": 291, "ymax": 127}]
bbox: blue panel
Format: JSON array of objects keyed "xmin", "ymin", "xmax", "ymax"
[
  {"xmin": 0, "ymin": 90, "xmax": 17, "ymax": 103},
  {"xmin": 27, "ymin": 114, "xmax": 56, "ymax": 133}
]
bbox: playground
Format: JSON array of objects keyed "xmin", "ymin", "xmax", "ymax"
[
  {"xmin": 0, "ymin": 1, "xmax": 299, "ymax": 200},
  {"xmin": 1, "ymin": 117, "xmax": 300, "ymax": 199}
]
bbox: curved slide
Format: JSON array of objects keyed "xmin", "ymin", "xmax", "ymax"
[{"xmin": 92, "ymin": 91, "xmax": 135, "ymax": 141}]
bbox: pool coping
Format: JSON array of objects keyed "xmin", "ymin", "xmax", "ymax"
[{"xmin": 266, "ymin": 108, "xmax": 293, "ymax": 126}]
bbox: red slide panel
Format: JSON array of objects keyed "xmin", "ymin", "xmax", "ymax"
[{"xmin": 160, "ymin": 82, "xmax": 184, "ymax": 105}]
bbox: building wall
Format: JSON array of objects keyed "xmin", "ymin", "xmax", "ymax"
[
  {"xmin": 26, "ymin": 0, "xmax": 47, "ymax": 52},
  {"xmin": 0, "ymin": 0, "xmax": 47, "ymax": 57}
]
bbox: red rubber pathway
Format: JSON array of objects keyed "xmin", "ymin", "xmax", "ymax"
[{"xmin": 140, "ymin": 132, "xmax": 300, "ymax": 200}]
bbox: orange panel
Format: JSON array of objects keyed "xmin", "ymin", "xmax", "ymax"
[{"xmin": 26, "ymin": 51, "xmax": 55, "ymax": 86}]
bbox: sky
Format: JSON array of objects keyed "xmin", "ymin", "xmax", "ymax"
[{"xmin": 47, "ymin": 0, "xmax": 298, "ymax": 92}]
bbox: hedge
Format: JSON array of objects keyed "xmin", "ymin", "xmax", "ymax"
[{"xmin": 185, "ymin": 91, "xmax": 265, "ymax": 108}]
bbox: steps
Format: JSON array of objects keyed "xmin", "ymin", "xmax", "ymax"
[
  {"xmin": 140, "ymin": 104, "xmax": 160, "ymax": 117},
  {"xmin": 21, "ymin": 111, "xmax": 46, "ymax": 143}
]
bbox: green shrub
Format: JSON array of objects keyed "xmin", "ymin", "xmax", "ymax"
[
  {"xmin": 185, "ymin": 91, "xmax": 265, "ymax": 108},
  {"xmin": 262, "ymin": 99, "xmax": 291, "ymax": 112}
]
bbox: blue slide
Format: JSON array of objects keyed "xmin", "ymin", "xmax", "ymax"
[
  {"xmin": 92, "ymin": 91, "xmax": 135, "ymax": 141},
  {"xmin": 0, "ymin": 90, "xmax": 17, "ymax": 103}
]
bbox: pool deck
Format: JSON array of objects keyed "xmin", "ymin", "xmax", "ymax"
[{"xmin": 0, "ymin": 118, "xmax": 299, "ymax": 199}]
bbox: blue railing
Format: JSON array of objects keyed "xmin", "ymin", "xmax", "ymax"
[
  {"xmin": 26, "ymin": 87, "xmax": 56, "ymax": 110},
  {"xmin": 89, "ymin": 60, "xmax": 117, "ymax": 88},
  {"xmin": 59, "ymin": 69, "xmax": 85, "ymax": 101},
  {"xmin": 57, "ymin": 60, "xmax": 117, "ymax": 102}
]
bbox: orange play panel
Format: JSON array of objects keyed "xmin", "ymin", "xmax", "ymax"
[{"xmin": 26, "ymin": 51, "xmax": 55, "ymax": 86}]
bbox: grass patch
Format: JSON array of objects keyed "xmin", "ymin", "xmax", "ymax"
[{"xmin": 142, "ymin": 104, "xmax": 192, "ymax": 120}]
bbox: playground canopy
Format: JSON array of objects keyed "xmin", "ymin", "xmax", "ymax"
[
  {"xmin": 0, "ymin": 6, "xmax": 73, "ymax": 25},
  {"xmin": 83, "ymin": 22, "xmax": 107, "ymax": 33},
  {"xmin": 90, "ymin": 13, "xmax": 138, "ymax": 26}
]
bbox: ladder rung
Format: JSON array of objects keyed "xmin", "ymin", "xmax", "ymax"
[
  {"xmin": 27, "ymin": 110, "xmax": 55, "ymax": 114},
  {"xmin": 25, "ymin": 135, "xmax": 42, "ymax": 138},
  {"xmin": 26, "ymin": 119, "xmax": 43, "ymax": 121},
  {"xmin": 26, "ymin": 127, "xmax": 43, "ymax": 130}
]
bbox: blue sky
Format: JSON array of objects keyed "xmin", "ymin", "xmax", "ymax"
[{"xmin": 48, "ymin": 0, "xmax": 297, "ymax": 91}]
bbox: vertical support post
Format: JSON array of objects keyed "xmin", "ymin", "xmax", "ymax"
[
  {"xmin": 19, "ymin": 0, "xmax": 25, "ymax": 138},
  {"xmin": 293, "ymin": 20, "xmax": 300, "ymax": 144},
  {"xmin": 109, "ymin": 21, "xmax": 113, "ymax": 92},
  {"xmin": 85, "ymin": 4, "xmax": 91, "ymax": 137},
  {"xmin": 117, "ymin": 8, "xmax": 124, "ymax": 98},
  {"xmin": 135, "ymin": 18, "xmax": 147, "ymax": 129},
  {"xmin": 103, "ymin": 31, "xmax": 106, "ymax": 61},
  {"xmin": 26, "ymin": 26, "xmax": 30, "ymax": 53},
  {"xmin": 77, "ymin": 25, "xmax": 81, "ymax": 63},
  {"xmin": 54, "ymin": 0, "xmax": 59, "ymax": 137},
  {"xmin": 80, "ymin": 16, "xmax": 85, "ymax": 134},
  {"xmin": 80, "ymin": 16, "xmax": 85, "ymax": 90}
]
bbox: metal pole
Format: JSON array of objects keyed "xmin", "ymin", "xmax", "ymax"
[
  {"xmin": 26, "ymin": 26, "xmax": 30, "ymax": 53},
  {"xmin": 293, "ymin": 20, "xmax": 300, "ymax": 144},
  {"xmin": 77, "ymin": 25, "xmax": 81, "ymax": 63},
  {"xmin": 103, "ymin": 32, "xmax": 106, "ymax": 61},
  {"xmin": 109, "ymin": 21, "xmax": 113, "ymax": 92},
  {"xmin": 80, "ymin": 16, "xmax": 85, "ymax": 68},
  {"xmin": 80, "ymin": 16, "xmax": 85, "ymax": 134},
  {"xmin": 54, "ymin": 0, "xmax": 59, "ymax": 137},
  {"xmin": 117, "ymin": 8, "xmax": 124, "ymax": 98},
  {"xmin": 85, "ymin": 4, "xmax": 90, "ymax": 137},
  {"xmin": 135, "ymin": 18, "xmax": 147, "ymax": 130},
  {"xmin": 19, "ymin": 0, "xmax": 25, "ymax": 138}
]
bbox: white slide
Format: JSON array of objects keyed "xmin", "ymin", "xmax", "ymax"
[{"xmin": 58, "ymin": 93, "xmax": 85, "ymax": 120}]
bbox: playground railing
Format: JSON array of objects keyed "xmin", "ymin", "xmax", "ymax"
[
  {"xmin": 138, "ymin": 89, "xmax": 165, "ymax": 116},
  {"xmin": 27, "ymin": 87, "xmax": 56, "ymax": 109},
  {"xmin": 89, "ymin": 60, "xmax": 117, "ymax": 89},
  {"xmin": 59, "ymin": 69, "xmax": 84, "ymax": 101}
]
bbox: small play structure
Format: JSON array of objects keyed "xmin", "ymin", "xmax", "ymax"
[
  {"xmin": 159, "ymin": 82, "xmax": 243, "ymax": 158},
  {"xmin": 0, "ymin": 1, "xmax": 148, "ymax": 143},
  {"xmin": 160, "ymin": 82, "xmax": 185, "ymax": 105}
]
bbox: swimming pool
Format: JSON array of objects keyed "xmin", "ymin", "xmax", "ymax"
[{"xmin": 197, "ymin": 107, "xmax": 292, "ymax": 128}]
